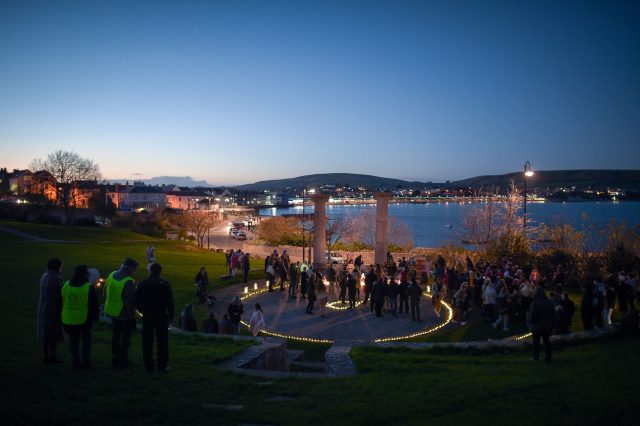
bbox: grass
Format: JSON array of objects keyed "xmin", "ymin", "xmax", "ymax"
[{"xmin": 1, "ymin": 221, "xmax": 638, "ymax": 425}]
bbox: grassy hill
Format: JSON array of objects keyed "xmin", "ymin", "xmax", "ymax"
[
  {"xmin": 445, "ymin": 169, "xmax": 640, "ymax": 190},
  {"xmin": 233, "ymin": 173, "xmax": 424, "ymax": 191},
  {"xmin": 1, "ymin": 222, "xmax": 638, "ymax": 425}
]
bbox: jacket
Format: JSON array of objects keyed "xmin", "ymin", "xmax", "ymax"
[{"xmin": 527, "ymin": 287, "xmax": 555, "ymax": 334}]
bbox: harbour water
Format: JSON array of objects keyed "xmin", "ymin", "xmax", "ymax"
[{"xmin": 259, "ymin": 201, "xmax": 640, "ymax": 248}]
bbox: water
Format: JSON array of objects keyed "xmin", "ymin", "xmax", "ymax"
[{"xmin": 259, "ymin": 201, "xmax": 640, "ymax": 247}]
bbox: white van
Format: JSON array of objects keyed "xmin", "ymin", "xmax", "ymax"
[{"xmin": 325, "ymin": 251, "xmax": 347, "ymax": 264}]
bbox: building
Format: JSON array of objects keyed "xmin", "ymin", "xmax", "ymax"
[{"xmin": 108, "ymin": 183, "xmax": 166, "ymax": 210}]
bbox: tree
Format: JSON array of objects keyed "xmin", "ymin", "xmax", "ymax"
[
  {"xmin": 325, "ymin": 216, "xmax": 353, "ymax": 262},
  {"xmin": 254, "ymin": 216, "xmax": 303, "ymax": 246},
  {"xmin": 88, "ymin": 187, "xmax": 117, "ymax": 220},
  {"xmin": 180, "ymin": 210, "xmax": 217, "ymax": 248},
  {"xmin": 30, "ymin": 150, "xmax": 100, "ymax": 224}
]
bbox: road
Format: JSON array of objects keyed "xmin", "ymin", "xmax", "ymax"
[{"xmin": 206, "ymin": 222, "xmax": 253, "ymax": 251}]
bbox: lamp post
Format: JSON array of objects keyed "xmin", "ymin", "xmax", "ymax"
[
  {"xmin": 302, "ymin": 187, "xmax": 306, "ymax": 264},
  {"xmin": 523, "ymin": 161, "xmax": 534, "ymax": 235},
  {"xmin": 207, "ymin": 195, "xmax": 211, "ymax": 250}
]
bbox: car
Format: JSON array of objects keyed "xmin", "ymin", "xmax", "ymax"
[
  {"xmin": 229, "ymin": 228, "xmax": 241, "ymax": 237},
  {"xmin": 234, "ymin": 231, "xmax": 247, "ymax": 240},
  {"xmin": 325, "ymin": 251, "xmax": 346, "ymax": 264}
]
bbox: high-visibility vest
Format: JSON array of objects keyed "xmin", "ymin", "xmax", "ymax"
[
  {"xmin": 62, "ymin": 281, "xmax": 90, "ymax": 325},
  {"xmin": 104, "ymin": 272, "xmax": 134, "ymax": 317}
]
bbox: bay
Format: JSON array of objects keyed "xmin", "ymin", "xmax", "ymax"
[{"xmin": 259, "ymin": 201, "xmax": 640, "ymax": 248}]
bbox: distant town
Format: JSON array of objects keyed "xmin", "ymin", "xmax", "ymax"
[{"xmin": 2, "ymin": 167, "xmax": 639, "ymax": 221}]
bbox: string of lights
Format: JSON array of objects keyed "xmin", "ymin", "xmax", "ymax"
[{"xmin": 238, "ymin": 284, "xmax": 453, "ymax": 344}]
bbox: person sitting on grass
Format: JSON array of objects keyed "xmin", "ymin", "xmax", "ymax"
[
  {"xmin": 202, "ymin": 312, "xmax": 219, "ymax": 334},
  {"xmin": 178, "ymin": 304, "xmax": 197, "ymax": 332}
]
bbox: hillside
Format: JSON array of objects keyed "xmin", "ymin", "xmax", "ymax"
[
  {"xmin": 233, "ymin": 173, "xmax": 425, "ymax": 191},
  {"xmin": 445, "ymin": 169, "xmax": 640, "ymax": 190},
  {"xmin": 232, "ymin": 170, "xmax": 640, "ymax": 192}
]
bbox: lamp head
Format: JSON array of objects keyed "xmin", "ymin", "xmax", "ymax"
[{"xmin": 525, "ymin": 170, "xmax": 534, "ymax": 177}]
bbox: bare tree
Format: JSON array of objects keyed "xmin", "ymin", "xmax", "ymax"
[
  {"xmin": 30, "ymin": 150, "xmax": 100, "ymax": 224},
  {"xmin": 181, "ymin": 210, "xmax": 217, "ymax": 247},
  {"xmin": 325, "ymin": 215, "xmax": 353, "ymax": 262},
  {"xmin": 499, "ymin": 181, "xmax": 523, "ymax": 237},
  {"xmin": 460, "ymin": 187, "xmax": 499, "ymax": 248}
]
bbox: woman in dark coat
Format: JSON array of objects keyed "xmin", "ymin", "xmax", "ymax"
[
  {"xmin": 305, "ymin": 274, "xmax": 316, "ymax": 314},
  {"xmin": 527, "ymin": 286, "xmax": 555, "ymax": 361},
  {"xmin": 37, "ymin": 258, "xmax": 65, "ymax": 364},
  {"xmin": 227, "ymin": 297, "xmax": 244, "ymax": 334}
]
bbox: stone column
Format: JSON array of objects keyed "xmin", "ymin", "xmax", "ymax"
[
  {"xmin": 374, "ymin": 192, "xmax": 393, "ymax": 266},
  {"xmin": 311, "ymin": 193, "xmax": 329, "ymax": 269}
]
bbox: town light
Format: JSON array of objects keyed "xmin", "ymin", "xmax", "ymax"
[{"xmin": 523, "ymin": 161, "xmax": 533, "ymax": 235}]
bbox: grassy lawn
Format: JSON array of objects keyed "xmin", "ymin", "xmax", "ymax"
[
  {"xmin": 0, "ymin": 229, "xmax": 28, "ymax": 241},
  {"xmin": 1, "ymin": 222, "xmax": 638, "ymax": 425},
  {"xmin": 0, "ymin": 220, "xmax": 157, "ymax": 242}
]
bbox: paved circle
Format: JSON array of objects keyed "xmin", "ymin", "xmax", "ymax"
[{"xmin": 242, "ymin": 288, "xmax": 446, "ymax": 344}]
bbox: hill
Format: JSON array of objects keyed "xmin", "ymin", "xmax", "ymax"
[
  {"xmin": 232, "ymin": 170, "xmax": 640, "ymax": 192},
  {"xmin": 444, "ymin": 169, "xmax": 640, "ymax": 190},
  {"xmin": 232, "ymin": 173, "xmax": 425, "ymax": 191}
]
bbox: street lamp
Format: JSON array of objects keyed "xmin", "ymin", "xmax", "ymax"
[
  {"xmin": 523, "ymin": 161, "xmax": 534, "ymax": 234},
  {"xmin": 302, "ymin": 187, "xmax": 306, "ymax": 264}
]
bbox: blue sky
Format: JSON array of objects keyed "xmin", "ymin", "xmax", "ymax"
[{"xmin": 1, "ymin": 0, "xmax": 638, "ymax": 185}]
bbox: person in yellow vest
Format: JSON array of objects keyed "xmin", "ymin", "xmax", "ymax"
[
  {"xmin": 61, "ymin": 265, "xmax": 99, "ymax": 369},
  {"xmin": 104, "ymin": 257, "xmax": 139, "ymax": 369}
]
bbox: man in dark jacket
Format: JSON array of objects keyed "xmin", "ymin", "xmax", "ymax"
[
  {"xmin": 371, "ymin": 278, "xmax": 386, "ymax": 317},
  {"xmin": 407, "ymin": 278, "xmax": 423, "ymax": 321},
  {"xmin": 242, "ymin": 253, "xmax": 251, "ymax": 285},
  {"xmin": 135, "ymin": 263, "xmax": 174, "ymax": 373},
  {"xmin": 527, "ymin": 286, "xmax": 555, "ymax": 362}
]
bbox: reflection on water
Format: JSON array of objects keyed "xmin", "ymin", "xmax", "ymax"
[{"xmin": 260, "ymin": 202, "xmax": 640, "ymax": 248}]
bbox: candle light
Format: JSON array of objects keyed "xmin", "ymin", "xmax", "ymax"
[
  {"xmin": 254, "ymin": 283, "xmax": 258, "ymax": 290},
  {"xmin": 244, "ymin": 286, "xmax": 248, "ymax": 294}
]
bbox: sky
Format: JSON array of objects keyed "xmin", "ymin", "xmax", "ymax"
[{"xmin": 1, "ymin": 0, "xmax": 638, "ymax": 186}]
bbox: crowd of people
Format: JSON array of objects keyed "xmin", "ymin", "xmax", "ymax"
[{"xmin": 36, "ymin": 246, "xmax": 639, "ymax": 371}]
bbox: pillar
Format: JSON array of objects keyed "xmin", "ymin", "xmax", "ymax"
[
  {"xmin": 374, "ymin": 192, "xmax": 393, "ymax": 266},
  {"xmin": 311, "ymin": 193, "xmax": 329, "ymax": 269}
]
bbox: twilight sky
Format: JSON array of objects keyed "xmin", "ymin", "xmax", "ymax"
[{"xmin": 1, "ymin": 0, "xmax": 638, "ymax": 186}]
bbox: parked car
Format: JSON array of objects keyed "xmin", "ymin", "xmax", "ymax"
[
  {"xmin": 234, "ymin": 231, "xmax": 247, "ymax": 240},
  {"xmin": 325, "ymin": 251, "xmax": 346, "ymax": 264}
]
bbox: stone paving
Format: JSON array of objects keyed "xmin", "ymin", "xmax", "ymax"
[{"xmin": 238, "ymin": 288, "xmax": 443, "ymax": 344}]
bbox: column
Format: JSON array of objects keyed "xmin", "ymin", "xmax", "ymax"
[
  {"xmin": 311, "ymin": 193, "xmax": 329, "ymax": 269},
  {"xmin": 374, "ymin": 192, "xmax": 393, "ymax": 266}
]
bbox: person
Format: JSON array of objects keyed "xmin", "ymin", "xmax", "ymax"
[
  {"xmin": 202, "ymin": 312, "xmax": 219, "ymax": 334},
  {"xmin": 364, "ymin": 266, "xmax": 375, "ymax": 306},
  {"xmin": 347, "ymin": 272, "xmax": 357, "ymax": 309},
  {"xmin": 432, "ymin": 279, "xmax": 443, "ymax": 318},
  {"xmin": 37, "ymin": 258, "xmax": 65, "ymax": 365},
  {"xmin": 316, "ymin": 276, "xmax": 329, "ymax": 317},
  {"xmin": 146, "ymin": 245, "xmax": 156, "ymax": 271},
  {"xmin": 483, "ymin": 279, "xmax": 497, "ymax": 321},
  {"xmin": 249, "ymin": 303, "xmax": 266, "ymax": 336},
  {"xmin": 454, "ymin": 282, "xmax": 469, "ymax": 325},
  {"xmin": 277, "ymin": 258, "xmax": 288, "ymax": 291},
  {"xmin": 219, "ymin": 314, "xmax": 235, "ymax": 334},
  {"xmin": 288, "ymin": 262, "xmax": 299, "ymax": 297},
  {"xmin": 326, "ymin": 265, "xmax": 337, "ymax": 295},
  {"xmin": 300, "ymin": 262, "xmax": 308, "ymax": 299},
  {"xmin": 178, "ymin": 304, "xmax": 197, "ymax": 332},
  {"xmin": 338, "ymin": 266, "xmax": 348, "ymax": 304},
  {"xmin": 398, "ymin": 275, "xmax": 409, "ymax": 315},
  {"xmin": 195, "ymin": 267, "xmax": 209, "ymax": 289},
  {"xmin": 527, "ymin": 286, "xmax": 555, "ymax": 362},
  {"xmin": 306, "ymin": 274, "xmax": 316, "ymax": 314},
  {"xmin": 135, "ymin": 262, "xmax": 174, "ymax": 373},
  {"xmin": 388, "ymin": 277, "xmax": 399, "ymax": 316},
  {"xmin": 371, "ymin": 277, "xmax": 386, "ymax": 317},
  {"xmin": 227, "ymin": 297, "xmax": 244, "ymax": 334},
  {"xmin": 61, "ymin": 265, "xmax": 99, "ymax": 369},
  {"xmin": 408, "ymin": 277, "xmax": 423, "ymax": 321},
  {"xmin": 493, "ymin": 285, "xmax": 511, "ymax": 331},
  {"xmin": 104, "ymin": 257, "xmax": 139, "ymax": 369},
  {"xmin": 242, "ymin": 252, "xmax": 251, "ymax": 285},
  {"xmin": 266, "ymin": 260, "xmax": 275, "ymax": 292},
  {"xmin": 354, "ymin": 255, "xmax": 363, "ymax": 269}
]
